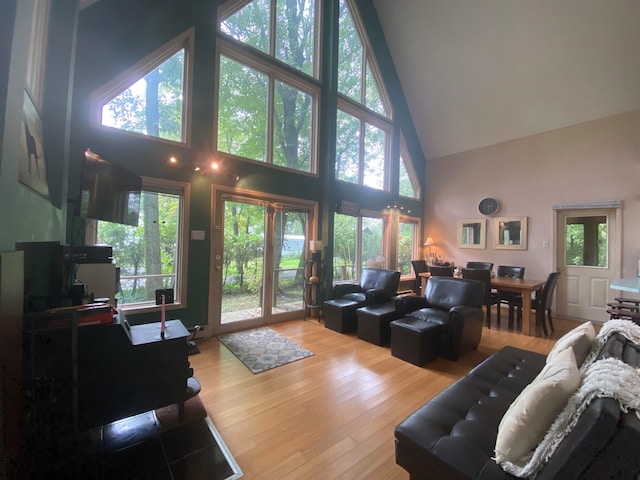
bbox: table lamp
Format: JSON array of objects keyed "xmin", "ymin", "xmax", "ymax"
[{"xmin": 424, "ymin": 237, "xmax": 435, "ymax": 264}]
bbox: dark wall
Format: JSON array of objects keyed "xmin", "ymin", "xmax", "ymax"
[{"xmin": 69, "ymin": 0, "xmax": 425, "ymax": 327}]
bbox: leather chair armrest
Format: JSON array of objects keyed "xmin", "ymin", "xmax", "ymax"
[
  {"xmin": 333, "ymin": 283, "xmax": 362, "ymax": 298},
  {"xmin": 395, "ymin": 295, "xmax": 428, "ymax": 315},
  {"xmin": 365, "ymin": 288, "xmax": 396, "ymax": 305},
  {"xmin": 450, "ymin": 305, "xmax": 482, "ymax": 318}
]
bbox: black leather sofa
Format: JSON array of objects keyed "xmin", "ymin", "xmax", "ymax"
[{"xmin": 394, "ymin": 332, "xmax": 640, "ymax": 479}]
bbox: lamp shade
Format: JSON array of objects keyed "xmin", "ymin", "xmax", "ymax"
[
  {"xmin": 424, "ymin": 237, "xmax": 435, "ymax": 247},
  {"xmin": 310, "ymin": 240, "xmax": 323, "ymax": 251}
]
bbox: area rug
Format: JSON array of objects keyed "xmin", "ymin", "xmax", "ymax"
[{"xmin": 217, "ymin": 326, "xmax": 314, "ymax": 374}]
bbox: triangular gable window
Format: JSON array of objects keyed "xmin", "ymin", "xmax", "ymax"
[
  {"xmin": 338, "ymin": 0, "xmax": 390, "ymax": 118},
  {"xmin": 399, "ymin": 133, "xmax": 420, "ymax": 199},
  {"xmin": 92, "ymin": 29, "xmax": 192, "ymax": 144}
]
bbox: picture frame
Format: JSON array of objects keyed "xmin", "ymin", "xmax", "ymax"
[
  {"xmin": 457, "ymin": 218, "xmax": 486, "ymax": 249},
  {"xmin": 494, "ymin": 216, "xmax": 528, "ymax": 250},
  {"xmin": 18, "ymin": 90, "xmax": 49, "ymax": 199}
]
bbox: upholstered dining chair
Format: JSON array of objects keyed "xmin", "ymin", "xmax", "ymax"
[
  {"xmin": 495, "ymin": 265, "xmax": 525, "ymax": 325},
  {"xmin": 428, "ymin": 265, "xmax": 454, "ymax": 277},
  {"xmin": 411, "ymin": 260, "xmax": 429, "ymax": 294},
  {"xmin": 510, "ymin": 271, "xmax": 561, "ymax": 336},
  {"xmin": 461, "ymin": 268, "xmax": 498, "ymax": 328},
  {"xmin": 466, "ymin": 261, "xmax": 494, "ymax": 271}
]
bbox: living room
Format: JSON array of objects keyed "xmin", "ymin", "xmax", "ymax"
[{"xmin": 1, "ymin": 0, "xmax": 640, "ymax": 478}]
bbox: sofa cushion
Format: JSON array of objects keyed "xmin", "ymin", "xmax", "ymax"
[
  {"xmin": 546, "ymin": 321, "xmax": 595, "ymax": 367},
  {"xmin": 494, "ymin": 347, "xmax": 580, "ymax": 464}
]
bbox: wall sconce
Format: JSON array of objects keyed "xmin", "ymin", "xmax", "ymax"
[{"xmin": 424, "ymin": 236, "xmax": 435, "ymax": 263}]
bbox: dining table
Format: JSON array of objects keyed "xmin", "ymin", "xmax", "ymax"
[{"xmin": 418, "ymin": 273, "xmax": 546, "ymax": 336}]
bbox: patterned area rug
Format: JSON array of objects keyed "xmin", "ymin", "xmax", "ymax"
[{"xmin": 218, "ymin": 327, "xmax": 314, "ymax": 374}]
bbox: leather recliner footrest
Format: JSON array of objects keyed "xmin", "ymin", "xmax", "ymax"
[{"xmin": 390, "ymin": 317, "xmax": 441, "ymax": 366}]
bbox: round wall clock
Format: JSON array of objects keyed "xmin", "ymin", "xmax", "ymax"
[{"xmin": 479, "ymin": 197, "xmax": 500, "ymax": 216}]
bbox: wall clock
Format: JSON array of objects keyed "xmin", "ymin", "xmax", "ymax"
[{"xmin": 478, "ymin": 197, "xmax": 500, "ymax": 216}]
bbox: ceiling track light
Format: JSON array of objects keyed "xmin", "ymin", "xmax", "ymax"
[{"xmin": 168, "ymin": 155, "xmax": 239, "ymax": 181}]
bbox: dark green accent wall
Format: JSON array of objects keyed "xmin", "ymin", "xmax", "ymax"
[{"xmin": 66, "ymin": 0, "xmax": 425, "ymax": 327}]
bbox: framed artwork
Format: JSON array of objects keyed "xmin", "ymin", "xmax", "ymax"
[
  {"xmin": 19, "ymin": 90, "xmax": 49, "ymax": 199},
  {"xmin": 457, "ymin": 218, "xmax": 486, "ymax": 249},
  {"xmin": 494, "ymin": 216, "xmax": 528, "ymax": 250}
]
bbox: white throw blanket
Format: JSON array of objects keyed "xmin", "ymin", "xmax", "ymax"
[{"xmin": 499, "ymin": 320, "xmax": 640, "ymax": 479}]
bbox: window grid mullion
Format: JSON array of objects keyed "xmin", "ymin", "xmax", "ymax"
[
  {"xmin": 358, "ymin": 120, "xmax": 365, "ymax": 185},
  {"xmin": 267, "ymin": 73, "xmax": 275, "ymax": 164}
]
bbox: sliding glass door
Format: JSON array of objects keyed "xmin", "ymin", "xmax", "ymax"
[{"xmin": 211, "ymin": 189, "xmax": 316, "ymax": 333}]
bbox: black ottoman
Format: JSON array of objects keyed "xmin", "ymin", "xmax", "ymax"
[
  {"xmin": 324, "ymin": 298, "xmax": 359, "ymax": 333},
  {"xmin": 390, "ymin": 317, "xmax": 441, "ymax": 366},
  {"xmin": 357, "ymin": 303, "xmax": 399, "ymax": 346}
]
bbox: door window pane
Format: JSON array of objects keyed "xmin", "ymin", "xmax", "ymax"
[
  {"xmin": 222, "ymin": 200, "xmax": 266, "ymax": 323},
  {"xmin": 273, "ymin": 210, "xmax": 308, "ymax": 314},
  {"xmin": 565, "ymin": 215, "xmax": 607, "ymax": 267}
]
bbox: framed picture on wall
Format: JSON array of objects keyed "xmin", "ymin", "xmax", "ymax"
[
  {"xmin": 19, "ymin": 89, "xmax": 49, "ymax": 199},
  {"xmin": 494, "ymin": 216, "xmax": 528, "ymax": 250}
]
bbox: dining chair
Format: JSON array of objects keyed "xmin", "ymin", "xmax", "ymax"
[
  {"xmin": 465, "ymin": 261, "xmax": 494, "ymax": 271},
  {"xmin": 427, "ymin": 265, "xmax": 454, "ymax": 277},
  {"xmin": 495, "ymin": 265, "xmax": 525, "ymax": 325},
  {"xmin": 461, "ymin": 268, "xmax": 498, "ymax": 328},
  {"xmin": 411, "ymin": 260, "xmax": 429, "ymax": 294},
  {"xmin": 511, "ymin": 271, "xmax": 561, "ymax": 336}
]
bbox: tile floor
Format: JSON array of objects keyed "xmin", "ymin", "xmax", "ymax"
[{"xmin": 26, "ymin": 409, "xmax": 240, "ymax": 479}]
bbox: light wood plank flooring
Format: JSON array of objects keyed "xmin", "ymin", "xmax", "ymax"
[{"xmin": 189, "ymin": 313, "xmax": 587, "ymax": 480}]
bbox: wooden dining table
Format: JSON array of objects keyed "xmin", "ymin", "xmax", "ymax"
[{"xmin": 419, "ymin": 273, "xmax": 546, "ymax": 336}]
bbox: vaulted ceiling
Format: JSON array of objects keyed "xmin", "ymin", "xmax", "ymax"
[
  {"xmin": 373, "ymin": 0, "xmax": 640, "ymax": 160},
  {"xmin": 79, "ymin": 1, "xmax": 640, "ymax": 162}
]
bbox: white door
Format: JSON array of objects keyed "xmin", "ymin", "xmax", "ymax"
[{"xmin": 555, "ymin": 208, "xmax": 620, "ymax": 322}]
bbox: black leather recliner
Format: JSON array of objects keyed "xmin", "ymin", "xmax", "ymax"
[
  {"xmin": 323, "ymin": 268, "xmax": 400, "ymax": 333},
  {"xmin": 393, "ymin": 276, "xmax": 484, "ymax": 361},
  {"xmin": 332, "ymin": 268, "xmax": 401, "ymax": 306}
]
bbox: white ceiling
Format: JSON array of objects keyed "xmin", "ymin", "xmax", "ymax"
[{"xmin": 373, "ymin": 0, "xmax": 640, "ymax": 160}]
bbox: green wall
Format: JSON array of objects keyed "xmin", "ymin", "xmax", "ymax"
[{"xmin": 0, "ymin": 0, "xmax": 425, "ymax": 328}]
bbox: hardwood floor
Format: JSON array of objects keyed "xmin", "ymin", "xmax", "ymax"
[{"xmin": 189, "ymin": 313, "xmax": 588, "ymax": 480}]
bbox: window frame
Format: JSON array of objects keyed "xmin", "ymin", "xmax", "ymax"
[
  {"xmin": 218, "ymin": 0, "xmax": 323, "ymax": 80},
  {"xmin": 89, "ymin": 28, "xmax": 194, "ymax": 147},
  {"xmin": 214, "ymin": 35, "xmax": 321, "ymax": 176},
  {"xmin": 397, "ymin": 214, "xmax": 421, "ymax": 278},
  {"xmin": 335, "ymin": 98, "xmax": 393, "ymax": 191},
  {"xmin": 84, "ymin": 177, "xmax": 190, "ymax": 313},
  {"xmin": 398, "ymin": 132, "xmax": 421, "ymax": 200},
  {"xmin": 332, "ymin": 209, "xmax": 390, "ymax": 284}
]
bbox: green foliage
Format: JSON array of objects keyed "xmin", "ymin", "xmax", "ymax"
[
  {"xmin": 98, "ymin": 191, "xmax": 180, "ymax": 305},
  {"xmin": 103, "ymin": 49, "xmax": 184, "ymax": 141}
]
